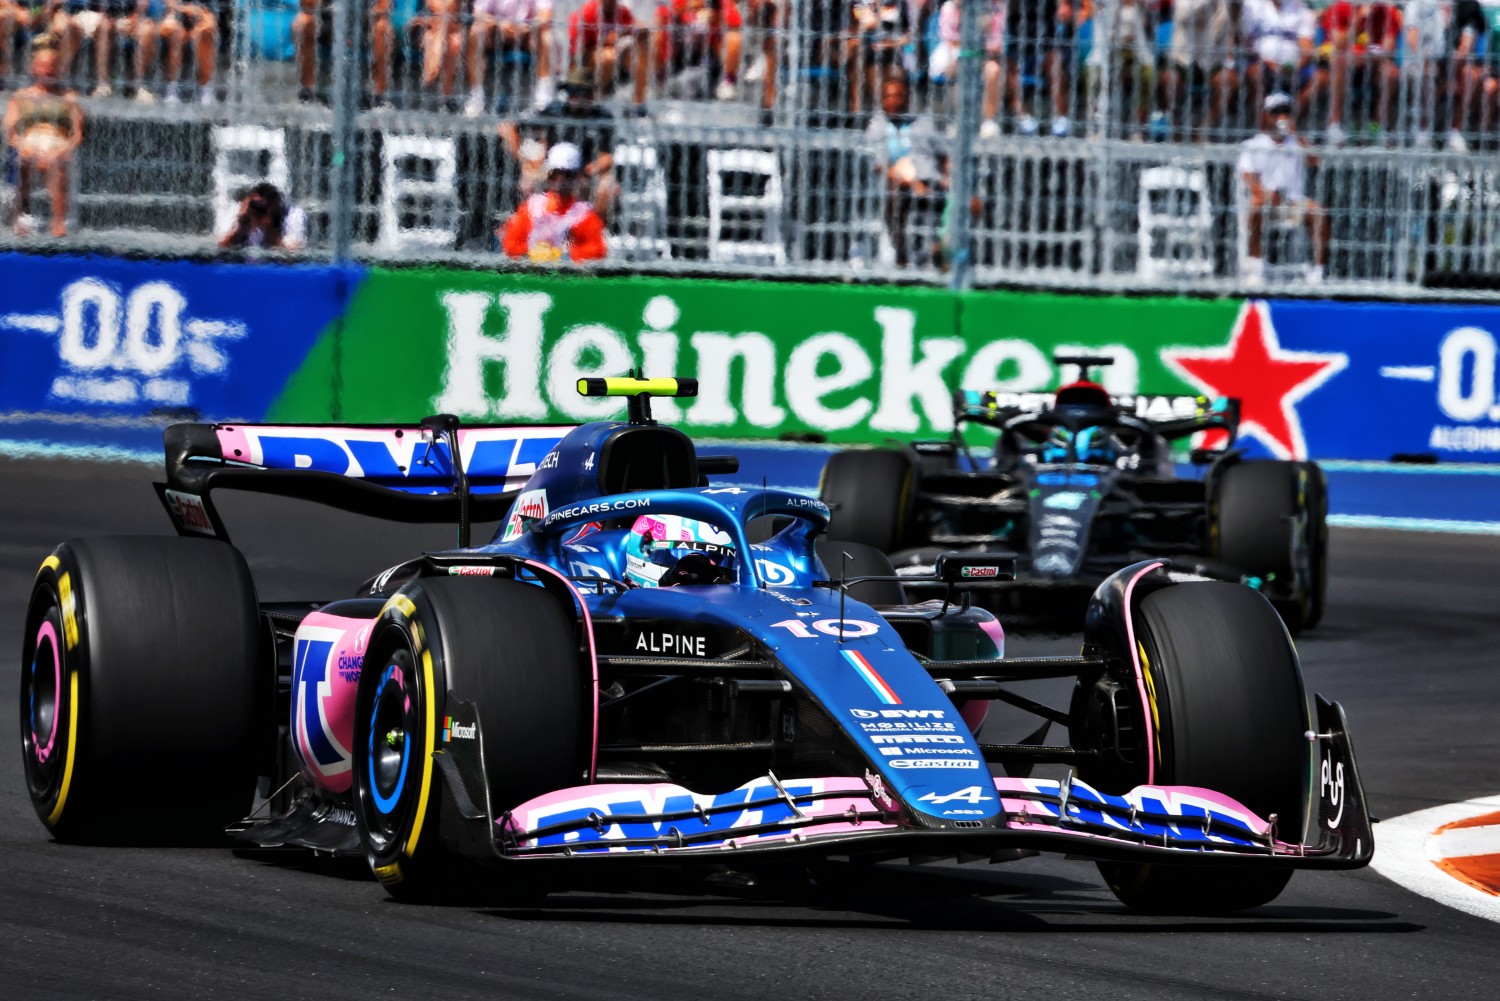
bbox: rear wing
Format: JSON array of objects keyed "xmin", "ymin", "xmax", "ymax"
[
  {"xmin": 953, "ymin": 390, "xmax": 1241, "ymax": 444},
  {"xmin": 1151, "ymin": 396, "xmax": 1241, "ymax": 444},
  {"xmin": 156, "ymin": 420, "xmax": 573, "ymax": 541}
]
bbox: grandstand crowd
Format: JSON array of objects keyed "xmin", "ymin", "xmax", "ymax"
[{"xmin": 2, "ymin": 0, "xmax": 1498, "ymax": 149}]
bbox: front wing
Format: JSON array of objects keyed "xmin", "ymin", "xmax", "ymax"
[{"xmin": 436, "ymin": 694, "xmax": 1372, "ymax": 871}]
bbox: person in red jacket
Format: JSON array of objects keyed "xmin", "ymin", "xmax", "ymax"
[{"xmin": 499, "ymin": 142, "xmax": 609, "ymax": 262}]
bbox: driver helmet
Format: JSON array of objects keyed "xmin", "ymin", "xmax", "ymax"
[
  {"xmin": 624, "ymin": 515, "xmax": 736, "ymax": 587},
  {"xmin": 1074, "ymin": 426, "xmax": 1117, "ymax": 465},
  {"xmin": 1039, "ymin": 427, "xmax": 1073, "ymax": 464}
]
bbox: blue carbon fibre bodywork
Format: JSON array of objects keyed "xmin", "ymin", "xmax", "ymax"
[{"xmin": 472, "ymin": 420, "xmax": 1007, "ymax": 827}]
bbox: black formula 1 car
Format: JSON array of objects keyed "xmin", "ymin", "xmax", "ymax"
[
  {"xmin": 20, "ymin": 378, "xmax": 1367, "ymax": 914},
  {"xmin": 820, "ymin": 357, "xmax": 1329, "ymax": 633}
]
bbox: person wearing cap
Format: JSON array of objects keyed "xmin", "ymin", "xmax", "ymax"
[
  {"xmin": 1237, "ymin": 92, "xmax": 1327, "ymax": 285},
  {"xmin": 499, "ymin": 141, "xmax": 608, "ymax": 262},
  {"xmin": 497, "ymin": 65, "xmax": 618, "ymax": 218}
]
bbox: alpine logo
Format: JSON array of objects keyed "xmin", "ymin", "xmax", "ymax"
[{"xmin": 919, "ymin": 786, "xmax": 995, "ymax": 805}]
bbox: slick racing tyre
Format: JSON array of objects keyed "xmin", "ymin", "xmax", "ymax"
[
  {"xmin": 352, "ymin": 577, "xmax": 585, "ymax": 902},
  {"xmin": 1212, "ymin": 460, "xmax": 1328, "ymax": 634},
  {"xmin": 20, "ymin": 537, "xmax": 261, "ymax": 844},
  {"xmin": 1092, "ymin": 582, "xmax": 1309, "ymax": 914},
  {"xmin": 819, "ymin": 449, "xmax": 915, "ymax": 554}
]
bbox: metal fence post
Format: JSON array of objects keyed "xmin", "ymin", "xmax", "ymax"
[
  {"xmin": 329, "ymin": 0, "xmax": 362, "ymax": 262},
  {"xmin": 948, "ymin": 0, "xmax": 983, "ymax": 290}
]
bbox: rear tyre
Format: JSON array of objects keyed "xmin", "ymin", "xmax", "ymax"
[
  {"xmin": 815, "ymin": 539, "xmax": 907, "ymax": 606},
  {"xmin": 1092, "ymin": 582, "xmax": 1308, "ymax": 914},
  {"xmin": 352, "ymin": 577, "xmax": 585, "ymax": 902},
  {"xmin": 20, "ymin": 537, "xmax": 261, "ymax": 844},
  {"xmin": 1213, "ymin": 460, "xmax": 1326, "ymax": 634},
  {"xmin": 819, "ymin": 449, "xmax": 915, "ymax": 554}
]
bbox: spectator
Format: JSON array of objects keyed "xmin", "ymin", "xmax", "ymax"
[
  {"xmin": 466, "ymin": 0, "xmax": 556, "ymax": 115},
  {"xmin": 497, "ymin": 66, "xmax": 618, "ymax": 219},
  {"xmin": 1237, "ymin": 91, "xmax": 1327, "ymax": 285},
  {"xmin": 744, "ymin": 0, "xmax": 777, "ymax": 117},
  {"xmin": 0, "ymin": 0, "xmax": 20, "ymax": 84},
  {"xmin": 4, "ymin": 41, "xmax": 84, "ymax": 237},
  {"xmin": 499, "ymin": 141, "xmax": 608, "ymax": 261},
  {"xmin": 851, "ymin": 0, "xmax": 911, "ymax": 114},
  {"xmin": 293, "ymin": 0, "xmax": 395, "ymax": 106},
  {"xmin": 1309, "ymin": 0, "xmax": 1400, "ymax": 145},
  {"xmin": 1007, "ymin": 0, "xmax": 1087, "ymax": 136},
  {"xmin": 568, "ymin": 0, "xmax": 666, "ymax": 114},
  {"xmin": 60, "ymin": 0, "xmax": 135, "ymax": 96},
  {"xmin": 1238, "ymin": 0, "xmax": 1314, "ymax": 133},
  {"xmin": 867, "ymin": 72, "xmax": 946, "ymax": 265},
  {"xmin": 930, "ymin": 0, "xmax": 1006, "ymax": 136},
  {"xmin": 135, "ymin": 0, "xmax": 220, "ymax": 104},
  {"xmin": 1399, "ymin": 0, "xmax": 1443, "ymax": 144},
  {"xmin": 662, "ymin": 0, "xmax": 742, "ymax": 101},
  {"xmin": 1085, "ymin": 0, "xmax": 1156, "ymax": 138},
  {"xmin": 1440, "ymin": 0, "xmax": 1490, "ymax": 151},
  {"xmin": 218, "ymin": 181, "xmax": 308, "ymax": 250},
  {"xmin": 407, "ymin": 0, "xmax": 465, "ymax": 108},
  {"xmin": 791, "ymin": 0, "xmax": 860, "ymax": 126},
  {"xmin": 1161, "ymin": 0, "xmax": 1235, "ymax": 139}
]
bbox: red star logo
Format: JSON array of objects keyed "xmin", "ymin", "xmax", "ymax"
[{"xmin": 1162, "ymin": 301, "xmax": 1346, "ymax": 459}]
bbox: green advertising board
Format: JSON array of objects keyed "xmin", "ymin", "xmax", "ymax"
[{"xmin": 271, "ymin": 269, "xmax": 1241, "ymax": 446}]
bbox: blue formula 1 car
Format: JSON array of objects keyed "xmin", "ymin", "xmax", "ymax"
[{"xmin": 20, "ymin": 378, "xmax": 1371, "ymax": 914}]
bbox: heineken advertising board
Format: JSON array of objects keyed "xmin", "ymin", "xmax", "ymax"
[
  {"xmin": 268, "ymin": 268, "xmax": 1500, "ymax": 461},
  {"xmin": 4, "ymin": 251, "xmax": 1500, "ymax": 462}
]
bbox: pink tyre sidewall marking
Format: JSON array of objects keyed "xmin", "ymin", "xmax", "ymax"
[{"xmin": 31, "ymin": 618, "xmax": 62, "ymax": 764}]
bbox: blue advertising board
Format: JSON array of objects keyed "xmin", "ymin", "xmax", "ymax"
[
  {"xmin": 1262, "ymin": 298, "xmax": 1500, "ymax": 463},
  {"xmin": 0, "ymin": 252, "xmax": 361, "ymax": 452}
]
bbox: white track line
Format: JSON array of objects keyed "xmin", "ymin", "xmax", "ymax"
[{"xmin": 1370, "ymin": 795, "xmax": 1500, "ymax": 923}]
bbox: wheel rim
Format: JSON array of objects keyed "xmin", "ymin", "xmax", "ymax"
[
  {"xmin": 21, "ymin": 605, "xmax": 67, "ymax": 801},
  {"xmin": 361, "ymin": 648, "xmax": 418, "ymax": 854}
]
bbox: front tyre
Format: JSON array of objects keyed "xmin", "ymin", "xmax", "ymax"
[
  {"xmin": 352, "ymin": 577, "xmax": 585, "ymax": 901},
  {"xmin": 1091, "ymin": 582, "xmax": 1309, "ymax": 914},
  {"xmin": 20, "ymin": 537, "xmax": 261, "ymax": 844},
  {"xmin": 1213, "ymin": 460, "xmax": 1327, "ymax": 634}
]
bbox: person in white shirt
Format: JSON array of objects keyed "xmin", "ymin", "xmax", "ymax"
[
  {"xmin": 467, "ymin": 0, "xmax": 556, "ymax": 115},
  {"xmin": 1238, "ymin": 0, "xmax": 1315, "ymax": 130},
  {"xmin": 1162, "ymin": 0, "xmax": 1235, "ymax": 138},
  {"xmin": 1237, "ymin": 92, "xmax": 1326, "ymax": 284}
]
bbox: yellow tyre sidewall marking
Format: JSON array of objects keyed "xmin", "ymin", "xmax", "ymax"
[
  {"xmin": 1138, "ymin": 641, "xmax": 1163, "ymax": 771},
  {"xmin": 45, "ymin": 671, "xmax": 80, "ymax": 827},
  {"xmin": 404, "ymin": 644, "xmax": 437, "ymax": 859}
]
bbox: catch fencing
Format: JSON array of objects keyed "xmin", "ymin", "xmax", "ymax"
[{"xmin": 3, "ymin": 0, "xmax": 1498, "ymax": 296}]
